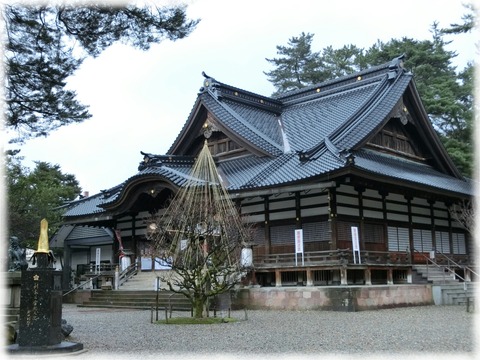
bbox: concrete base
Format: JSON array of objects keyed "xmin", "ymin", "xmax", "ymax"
[
  {"xmin": 236, "ymin": 284, "xmax": 433, "ymax": 311},
  {"xmin": 6, "ymin": 341, "xmax": 84, "ymax": 354}
]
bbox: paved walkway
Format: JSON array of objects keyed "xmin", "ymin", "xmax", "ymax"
[{"xmin": 4, "ymin": 304, "xmax": 477, "ymax": 360}]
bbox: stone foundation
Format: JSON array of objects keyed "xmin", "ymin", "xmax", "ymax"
[
  {"xmin": 63, "ymin": 290, "xmax": 91, "ymax": 304},
  {"xmin": 235, "ymin": 285, "xmax": 433, "ymax": 311}
]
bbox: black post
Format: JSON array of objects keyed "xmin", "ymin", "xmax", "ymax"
[{"xmin": 7, "ymin": 219, "xmax": 83, "ymax": 354}]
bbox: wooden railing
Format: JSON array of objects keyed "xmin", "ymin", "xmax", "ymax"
[
  {"xmin": 77, "ymin": 262, "xmax": 117, "ymax": 276},
  {"xmin": 360, "ymin": 250, "xmax": 410, "ymax": 265},
  {"xmin": 253, "ymin": 249, "xmax": 411, "ymax": 268},
  {"xmin": 254, "ymin": 249, "xmax": 350, "ymax": 268}
]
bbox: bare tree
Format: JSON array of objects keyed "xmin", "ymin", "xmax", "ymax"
[
  {"xmin": 149, "ymin": 141, "xmax": 252, "ymax": 318},
  {"xmin": 448, "ymin": 199, "xmax": 475, "ymax": 235}
]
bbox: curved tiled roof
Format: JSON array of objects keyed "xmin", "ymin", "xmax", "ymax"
[
  {"xmin": 201, "ymin": 94, "xmax": 283, "ymax": 156},
  {"xmin": 353, "ymin": 149, "xmax": 474, "ymax": 196},
  {"xmin": 63, "ymin": 190, "xmax": 118, "ymax": 217},
  {"xmin": 63, "ymin": 56, "xmax": 472, "ymax": 220},
  {"xmin": 282, "ymin": 79, "xmax": 382, "ymax": 152}
]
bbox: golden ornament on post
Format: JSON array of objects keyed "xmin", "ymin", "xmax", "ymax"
[
  {"xmin": 36, "ymin": 218, "xmax": 50, "ymax": 254},
  {"xmin": 31, "ymin": 218, "xmax": 55, "ymax": 267}
]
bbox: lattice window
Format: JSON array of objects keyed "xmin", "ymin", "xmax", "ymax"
[
  {"xmin": 413, "ymin": 228, "xmax": 433, "ymax": 252},
  {"xmin": 270, "ymin": 224, "xmax": 296, "ymax": 245},
  {"xmin": 435, "ymin": 231, "xmax": 451, "ymax": 254},
  {"xmin": 302, "ymin": 221, "xmax": 330, "ymax": 243},
  {"xmin": 336, "ymin": 221, "xmax": 359, "ymax": 243},
  {"xmin": 253, "ymin": 226, "xmax": 265, "ymax": 246},
  {"xmin": 364, "ymin": 223, "xmax": 384, "ymax": 243},
  {"xmin": 388, "ymin": 226, "xmax": 409, "ymax": 251},
  {"xmin": 452, "ymin": 232, "xmax": 466, "ymax": 255}
]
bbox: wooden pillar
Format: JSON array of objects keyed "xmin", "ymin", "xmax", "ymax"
[
  {"xmin": 406, "ymin": 268, "xmax": 413, "ymax": 284},
  {"xmin": 405, "ymin": 196, "xmax": 414, "ymax": 263},
  {"xmin": 355, "ymin": 186, "xmax": 365, "ymax": 248},
  {"xmin": 131, "ymin": 213, "xmax": 138, "ymax": 265},
  {"xmin": 429, "ymin": 199, "xmax": 436, "ymax": 252},
  {"xmin": 275, "ymin": 270, "xmax": 282, "ymax": 287},
  {"xmin": 387, "ymin": 269, "xmax": 393, "ymax": 285},
  {"xmin": 306, "ymin": 269, "xmax": 313, "ymax": 286},
  {"xmin": 329, "ymin": 188, "xmax": 337, "ymax": 250},
  {"xmin": 379, "ymin": 189, "xmax": 388, "ymax": 252},
  {"xmin": 446, "ymin": 202, "xmax": 453, "ymax": 257},
  {"xmin": 264, "ymin": 196, "xmax": 271, "ymax": 255},
  {"xmin": 340, "ymin": 267, "xmax": 348, "ymax": 285},
  {"xmin": 364, "ymin": 268, "xmax": 372, "ymax": 285},
  {"xmin": 295, "ymin": 191, "xmax": 301, "ymax": 228}
]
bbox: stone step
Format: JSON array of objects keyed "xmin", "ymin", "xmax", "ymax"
[
  {"xmin": 80, "ymin": 290, "xmax": 192, "ymax": 310},
  {"xmin": 120, "ymin": 271, "xmax": 166, "ymax": 290},
  {"xmin": 432, "ymin": 282, "xmax": 476, "ymax": 305},
  {"xmin": 412, "ymin": 265, "xmax": 460, "ymax": 284}
]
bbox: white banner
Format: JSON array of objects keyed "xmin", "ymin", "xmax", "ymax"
[
  {"xmin": 351, "ymin": 227, "xmax": 361, "ymax": 264},
  {"xmin": 295, "ymin": 229, "xmax": 304, "ymax": 253},
  {"xmin": 95, "ymin": 247, "xmax": 101, "ymax": 274},
  {"xmin": 351, "ymin": 227, "xmax": 359, "ymax": 251},
  {"xmin": 295, "ymin": 229, "xmax": 304, "ymax": 266}
]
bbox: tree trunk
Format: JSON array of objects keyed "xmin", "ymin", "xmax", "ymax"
[{"xmin": 192, "ymin": 294, "xmax": 206, "ymax": 318}]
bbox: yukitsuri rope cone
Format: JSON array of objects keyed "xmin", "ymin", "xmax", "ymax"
[{"xmin": 151, "ymin": 140, "xmax": 251, "ymax": 317}]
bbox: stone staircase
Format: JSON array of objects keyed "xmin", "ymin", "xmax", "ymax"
[
  {"xmin": 413, "ymin": 264, "xmax": 476, "ymax": 307},
  {"xmin": 432, "ymin": 282, "xmax": 476, "ymax": 306},
  {"xmin": 119, "ymin": 270, "xmax": 164, "ymax": 291},
  {"xmin": 412, "ymin": 264, "xmax": 459, "ymax": 284},
  {"xmin": 79, "ymin": 271, "xmax": 192, "ymax": 310},
  {"xmin": 79, "ymin": 289, "xmax": 192, "ymax": 311}
]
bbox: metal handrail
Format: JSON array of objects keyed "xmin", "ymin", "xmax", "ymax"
[
  {"xmin": 63, "ymin": 273, "xmax": 103, "ymax": 297},
  {"xmin": 118, "ymin": 261, "xmax": 139, "ymax": 287},
  {"xmin": 435, "ymin": 250, "xmax": 479, "ymax": 278},
  {"xmin": 413, "ymin": 248, "xmax": 465, "ymax": 282}
]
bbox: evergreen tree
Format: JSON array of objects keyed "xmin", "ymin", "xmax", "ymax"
[
  {"xmin": 321, "ymin": 44, "xmax": 367, "ymax": 78},
  {"xmin": 6, "ymin": 152, "xmax": 81, "ymax": 247},
  {"xmin": 264, "ymin": 32, "xmax": 327, "ymax": 95},
  {"xmin": 3, "ymin": 3, "xmax": 198, "ymax": 143},
  {"xmin": 441, "ymin": 3, "xmax": 476, "ymax": 34},
  {"xmin": 264, "ymin": 20, "xmax": 474, "ymax": 176}
]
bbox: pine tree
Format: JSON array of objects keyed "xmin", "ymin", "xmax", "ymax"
[
  {"xmin": 3, "ymin": 4, "xmax": 198, "ymax": 143},
  {"xmin": 6, "ymin": 153, "xmax": 81, "ymax": 247},
  {"xmin": 264, "ymin": 20, "xmax": 474, "ymax": 177},
  {"xmin": 264, "ymin": 32, "xmax": 328, "ymax": 95}
]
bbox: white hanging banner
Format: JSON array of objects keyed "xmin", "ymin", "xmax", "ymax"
[
  {"xmin": 95, "ymin": 247, "xmax": 101, "ymax": 274},
  {"xmin": 351, "ymin": 226, "xmax": 361, "ymax": 264},
  {"xmin": 295, "ymin": 229, "xmax": 304, "ymax": 266}
]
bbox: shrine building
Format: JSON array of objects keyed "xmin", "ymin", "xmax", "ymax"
[{"xmin": 55, "ymin": 55, "xmax": 475, "ymax": 303}]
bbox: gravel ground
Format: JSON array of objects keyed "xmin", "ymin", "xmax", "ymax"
[{"xmin": 6, "ymin": 304, "xmax": 478, "ymax": 360}]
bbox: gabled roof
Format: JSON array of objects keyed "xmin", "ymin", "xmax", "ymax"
[
  {"xmin": 51, "ymin": 225, "xmax": 114, "ymax": 247},
  {"xmin": 63, "ymin": 56, "xmax": 473, "ymax": 221},
  {"xmin": 168, "ymin": 73, "xmax": 285, "ymax": 157}
]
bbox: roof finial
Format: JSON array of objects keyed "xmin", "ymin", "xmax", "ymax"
[{"xmin": 389, "ymin": 54, "xmax": 406, "ymax": 70}]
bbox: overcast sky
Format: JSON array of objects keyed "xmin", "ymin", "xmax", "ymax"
[{"xmin": 7, "ymin": 0, "xmax": 478, "ymax": 196}]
